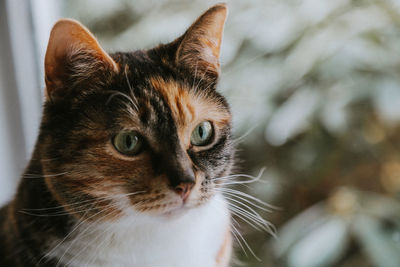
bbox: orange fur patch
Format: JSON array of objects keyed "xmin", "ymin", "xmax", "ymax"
[
  {"xmin": 216, "ymin": 226, "xmax": 232, "ymax": 267},
  {"xmin": 149, "ymin": 76, "xmax": 231, "ymax": 148}
]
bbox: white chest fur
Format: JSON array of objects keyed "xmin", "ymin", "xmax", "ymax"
[{"xmin": 47, "ymin": 194, "xmax": 230, "ymax": 267}]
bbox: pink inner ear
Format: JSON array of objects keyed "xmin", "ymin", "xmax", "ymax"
[
  {"xmin": 176, "ymin": 4, "xmax": 228, "ymax": 76},
  {"xmin": 44, "ymin": 19, "xmax": 118, "ymax": 99}
]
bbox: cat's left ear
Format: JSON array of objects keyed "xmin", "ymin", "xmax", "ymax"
[
  {"xmin": 174, "ymin": 4, "xmax": 228, "ymax": 81},
  {"xmin": 44, "ymin": 19, "xmax": 119, "ymax": 100}
]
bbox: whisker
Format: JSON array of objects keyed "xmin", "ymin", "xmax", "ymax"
[
  {"xmin": 220, "ymin": 192, "xmax": 272, "ymax": 213},
  {"xmin": 212, "ymin": 167, "xmax": 266, "ymax": 183},
  {"xmin": 230, "ymin": 217, "xmax": 261, "ymax": 261},
  {"xmin": 230, "ymin": 218, "xmax": 249, "ymax": 258},
  {"xmin": 56, "ymin": 211, "xmax": 116, "ymax": 267},
  {"xmin": 77, "ymin": 200, "xmax": 144, "ymax": 267},
  {"xmin": 62, "ymin": 206, "xmax": 127, "ymax": 267},
  {"xmin": 228, "ymin": 206, "xmax": 265, "ymax": 232},
  {"xmin": 124, "ymin": 64, "xmax": 140, "ymax": 112},
  {"xmin": 39, "ymin": 208, "xmax": 93, "ymax": 265},
  {"xmin": 191, "ymin": 61, "xmax": 199, "ymax": 92},
  {"xmin": 227, "ymin": 201, "xmax": 273, "ymax": 233},
  {"xmin": 192, "ymin": 61, "xmax": 207, "ymax": 91},
  {"xmin": 209, "ymin": 200, "xmax": 251, "ymax": 258},
  {"xmin": 21, "ymin": 198, "xmax": 107, "ymax": 212},
  {"xmin": 219, "ymin": 187, "xmax": 279, "ymax": 210},
  {"xmin": 232, "ymin": 124, "xmax": 260, "ymax": 145},
  {"xmin": 212, "ymin": 169, "xmax": 279, "ymax": 241},
  {"xmin": 21, "ymin": 191, "xmax": 146, "ymax": 216},
  {"xmin": 38, "ymin": 191, "xmax": 145, "ymax": 265},
  {"xmin": 62, "ymin": 199, "xmax": 143, "ymax": 267},
  {"xmin": 21, "ymin": 201, "xmax": 115, "ymax": 217},
  {"xmin": 54, "ymin": 202, "xmax": 125, "ymax": 267},
  {"xmin": 84, "ymin": 220, "xmax": 117, "ymax": 266},
  {"xmin": 22, "ymin": 172, "xmax": 69, "ymax": 179},
  {"xmin": 40, "ymin": 157, "xmax": 61, "ymax": 162},
  {"xmin": 106, "ymin": 91, "xmax": 138, "ymax": 112},
  {"xmin": 221, "ymin": 179, "xmax": 270, "ymax": 186},
  {"xmin": 211, "ymin": 197, "xmax": 262, "ymax": 261}
]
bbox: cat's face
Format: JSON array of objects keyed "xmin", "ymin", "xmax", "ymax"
[{"xmin": 39, "ymin": 4, "xmax": 233, "ymax": 220}]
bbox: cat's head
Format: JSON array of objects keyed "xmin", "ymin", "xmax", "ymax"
[{"xmin": 39, "ymin": 4, "xmax": 234, "ymax": 220}]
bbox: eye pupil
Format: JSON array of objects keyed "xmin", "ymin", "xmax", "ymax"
[
  {"xmin": 198, "ymin": 126, "xmax": 204, "ymax": 139},
  {"xmin": 126, "ymin": 135, "xmax": 133, "ymax": 148}
]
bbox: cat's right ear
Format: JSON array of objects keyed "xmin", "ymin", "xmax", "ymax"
[{"xmin": 44, "ymin": 19, "xmax": 118, "ymax": 100}]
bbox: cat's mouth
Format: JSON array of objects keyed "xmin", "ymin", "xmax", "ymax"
[
  {"xmin": 127, "ymin": 180, "xmax": 214, "ymax": 216},
  {"xmin": 159, "ymin": 191, "xmax": 193, "ymax": 217},
  {"xmin": 146, "ymin": 192, "xmax": 197, "ymax": 217}
]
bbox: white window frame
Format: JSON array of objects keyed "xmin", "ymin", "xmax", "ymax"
[{"xmin": 0, "ymin": 0, "xmax": 60, "ymax": 205}]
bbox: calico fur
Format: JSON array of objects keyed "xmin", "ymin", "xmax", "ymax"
[{"xmin": 0, "ymin": 4, "xmax": 234, "ymax": 267}]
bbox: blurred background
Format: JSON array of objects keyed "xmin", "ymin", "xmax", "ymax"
[{"xmin": 1, "ymin": 0, "xmax": 400, "ymax": 266}]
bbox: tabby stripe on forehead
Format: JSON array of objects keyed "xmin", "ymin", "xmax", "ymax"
[
  {"xmin": 148, "ymin": 94, "xmax": 176, "ymax": 134},
  {"xmin": 149, "ymin": 76, "xmax": 195, "ymax": 127}
]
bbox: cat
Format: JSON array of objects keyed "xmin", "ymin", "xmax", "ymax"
[{"xmin": 0, "ymin": 3, "xmax": 235, "ymax": 267}]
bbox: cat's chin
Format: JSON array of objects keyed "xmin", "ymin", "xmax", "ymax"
[
  {"xmin": 159, "ymin": 197, "xmax": 212, "ymax": 218},
  {"xmin": 158, "ymin": 199, "xmax": 194, "ymax": 218},
  {"xmin": 155, "ymin": 199, "xmax": 203, "ymax": 218},
  {"xmin": 161, "ymin": 206, "xmax": 189, "ymax": 218}
]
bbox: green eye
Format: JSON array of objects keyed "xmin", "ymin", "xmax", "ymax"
[
  {"xmin": 112, "ymin": 131, "xmax": 142, "ymax": 156},
  {"xmin": 191, "ymin": 121, "xmax": 213, "ymax": 146}
]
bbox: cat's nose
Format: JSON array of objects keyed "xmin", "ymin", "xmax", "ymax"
[
  {"xmin": 169, "ymin": 168, "xmax": 195, "ymax": 201},
  {"xmin": 174, "ymin": 182, "xmax": 194, "ymax": 201},
  {"xmin": 170, "ymin": 168, "xmax": 196, "ymax": 201}
]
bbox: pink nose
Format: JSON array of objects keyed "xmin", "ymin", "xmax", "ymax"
[{"xmin": 174, "ymin": 183, "xmax": 194, "ymax": 202}]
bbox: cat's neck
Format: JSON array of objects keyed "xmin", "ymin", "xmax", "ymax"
[{"xmin": 45, "ymin": 193, "xmax": 231, "ymax": 267}]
